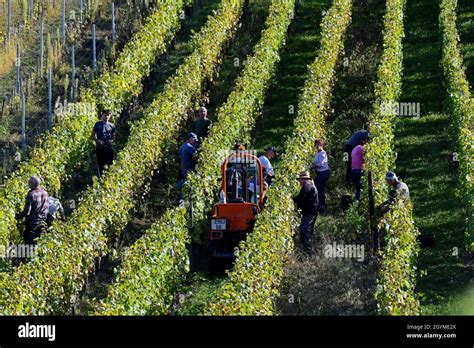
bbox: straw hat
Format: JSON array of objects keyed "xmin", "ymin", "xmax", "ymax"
[{"xmin": 297, "ymin": 171, "xmax": 311, "ymax": 180}]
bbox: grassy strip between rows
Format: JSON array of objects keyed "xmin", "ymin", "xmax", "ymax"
[
  {"xmin": 205, "ymin": 0, "xmax": 353, "ymax": 315},
  {"xmin": 439, "ymin": 0, "xmax": 474, "ymax": 246},
  {"xmin": 0, "ymin": 0, "xmax": 244, "ymax": 315},
  {"xmin": 364, "ymin": 0, "xmax": 420, "ymax": 315},
  {"xmin": 0, "ymin": 0, "xmax": 188, "ymax": 248},
  {"xmin": 95, "ymin": 0, "xmax": 295, "ymax": 315}
]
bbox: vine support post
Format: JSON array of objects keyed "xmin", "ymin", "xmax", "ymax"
[
  {"xmin": 16, "ymin": 44, "xmax": 20, "ymax": 93},
  {"xmin": 40, "ymin": 17, "xmax": 44, "ymax": 77},
  {"xmin": 47, "ymin": 67, "xmax": 52, "ymax": 130},
  {"xmin": 21, "ymin": 93, "xmax": 26, "ymax": 150},
  {"xmin": 92, "ymin": 23, "xmax": 97, "ymax": 70},
  {"xmin": 368, "ymin": 170, "xmax": 379, "ymax": 255},
  {"xmin": 71, "ymin": 45, "xmax": 75, "ymax": 101},
  {"xmin": 61, "ymin": 0, "xmax": 66, "ymax": 45},
  {"xmin": 7, "ymin": 0, "xmax": 11, "ymax": 46},
  {"xmin": 80, "ymin": 0, "xmax": 84, "ymax": 24},
  {"xmin": 112, "ymin": 2, "xmax": 116, "ymax": 42}
]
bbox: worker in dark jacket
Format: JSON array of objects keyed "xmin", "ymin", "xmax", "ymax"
[
  {"xmin": 192, "ymin": 107, "xmax": 211, "ymax": 141},
  {"xmin": 17, "ymin": 176, "xmax": 49, "ymax": 245},
  {"xmin": 176, "ymin": 132, "xmax": 199, "ymax": 191},
  {"xmin": 91, "ymin": 110, "xmax": 116, "ymax": 178},
  {"xmin": 293, "ymin": 171, "xmax": 319, "ymax": 252}
]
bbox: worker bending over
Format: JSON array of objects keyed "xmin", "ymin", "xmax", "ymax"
[
  {"xmin": 17, "ymin": 176, "xmax": 49, "ymax": 245},
  {"xmin": 377, "ymin": 171, "xmax": 410, "ymax": 216},
  {"xmin": 46, "ymin": 197, "xmax": 66, "ymax": 227}
]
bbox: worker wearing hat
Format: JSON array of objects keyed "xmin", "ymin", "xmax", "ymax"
[
  {"xmin": 177, "ymin": 132, "xmax": 199, "ymax": 191},
  {"xmin": 385, "ymin": 171, "xmax": 410, "ymax": 202},
  {"xmin": 259, "ymin": 146, "xmax": 276, "ymax": 185},
  {"xmin": 376, "ymin": 171, "xmax": 410, "ymax": 216},
  {"xmin": 293, "ymin": 171, "xmax": 319, "ymax": 252}
]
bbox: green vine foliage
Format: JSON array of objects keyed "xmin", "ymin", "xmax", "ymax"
[
  {"xmin": 96, "ymin": 0, "xmax": 295, "ymax": 315},
  {"xmin": 0, "ymin": 0, "xmax": 243, "ymax": 315},
  {"xmin": 206, "ymin": 0, "xmax": 353, "ymax": 315},
  {"xmin": 375, "ymin": 200, "xmax": 419, "ymax": 315},
  {"xmin": 87, "ymin": 0, "xmax": 190, "ymax": 113},
  {"xmin": 439, "ymin": 0, "xmax": 473, "ymax": 245},
  {"xmin": 0, "ymin": 102, "xmax": 95, "ymax": 247},
  {"xmin": 97, "ymin": 206, "xmax": 190, "ymax": 315},
  {"xmin": 0, "ymin": 0, "xmax": 188, "ymax": 249},
  {"xmin": 364, "ymin": 0, "xmax": 420, "ymax": 315},
  {"xmin": 187, "ymin": 0, "xmax": 296, "ymax": 243}
]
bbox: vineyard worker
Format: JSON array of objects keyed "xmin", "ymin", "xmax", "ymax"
[
  {"xmin": 344, "ymin": 129, "xmax": 369, "ymax": 184},
  {"xmin": 386, "ymin": 171, "xmax": 410, "ymax": 202},
  {"xmin": 377, "ymin": 172, "xmax": 410, "ymax": 216},
  {"xmin": 91, "ymin": 110, "xmax": 116, "ymax": 178},
  {"xmin": 46, "ymin": 197, "xmax": 66, "ymax": 227},
  {"xmin": 293, "ymin": 171, "xmax": 319, "ymax": 252},
  {"xmin": 351, "ymin": 138, "xmax": 365, "ymax": 201},
  {"xmin": 259, "ymin": 147, "xmax": 276, "ymax": 185},
  {"xmin": 177, "ymin": 132, "xmax": 199, "ymax": 191},
  {"xmin": 193, "ymin": 106, "xmax": 212, "ymax": 140},
  {"xmin": 18, "ymin": 176, "xmax": 49, "ymax": 245},
  {"xmin": 311, "ymin": 139, "xmax": 330, "ymax": 213}
]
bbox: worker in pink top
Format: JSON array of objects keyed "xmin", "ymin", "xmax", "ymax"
[{"xmin": 351, "ymin": 138, "xmax": 367, "ymax": 201}]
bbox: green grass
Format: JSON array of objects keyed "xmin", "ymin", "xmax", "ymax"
[
  {"xmin": 120, "ymin": 0, "xmax": 271, "ymax": 244},
  {"xmin": 275, "ymin": 0, "xmax": 384, "ymax": 315},
  {"xmin": 395, "ymin": 0, "xmax": 472, "ymax": 314},
  {"xmin": 77, "ymin": 0, "xmax": 272, "ymax": 311},
  {"xmin": 74, "ymin": 1, "xmax": 228, "ymax": 309},
  {"xmin": 174, "ymin": 0, "xmax": 331, "ymax": 314},
  {"xmin": 171, "ymin": 273, "xmax": 225, "ymax": 315},
  {"xmin": 252, "ymin": 0, "xmax": 329, "ymax": 157},
  {"xmin": 458, "ymin": 0, "xmax": 474, "ymax": 93}
]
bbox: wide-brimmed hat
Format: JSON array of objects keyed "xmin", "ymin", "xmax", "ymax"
[{"xmin": 297, "ymin": 171, "xmax": 311, "ymax": 180}]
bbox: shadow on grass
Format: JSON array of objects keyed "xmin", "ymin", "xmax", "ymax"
[
  {"xmin": 252, "ymin": 0, "xmax": 330, "ymax": 157},
  {"xmin": 396, "ymin": 0, "xmax": 471, "ymax": 312},
  {"xmin": 457, "ymin": 0, "xmax": 474, "ymax": 92}
]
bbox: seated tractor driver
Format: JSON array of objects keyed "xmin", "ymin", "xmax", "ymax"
[{"xmin": 248, "ymin": 180, "xmax": 269, "ymax": 204}]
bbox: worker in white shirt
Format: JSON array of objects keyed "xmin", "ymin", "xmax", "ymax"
[
  {"xmin": 259, "ymin": 147, "xmax": 276, "ymax": 185},
  {"xmin": 311, "ymin": 139, "xmax": 330, "ymax": 212},
  {"xmin": 46, "ymin": 196, "xmax": 66, "ymax": 227}
]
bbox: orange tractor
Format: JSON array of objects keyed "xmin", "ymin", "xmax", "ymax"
[{"xmin": 208, "ymin": 150, "xmax": 266, "ymax": 274}]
